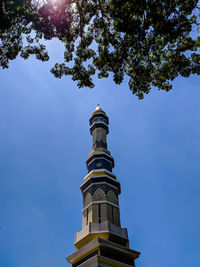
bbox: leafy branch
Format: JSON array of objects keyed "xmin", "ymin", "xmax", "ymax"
[{"xmin": 0, "ymin": 0, "xmax": 200, "ymax": 99}]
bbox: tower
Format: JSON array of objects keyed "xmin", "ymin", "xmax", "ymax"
[{"xmin": 67, "ymin": 105, "xmax": 140, "ymax": 266}]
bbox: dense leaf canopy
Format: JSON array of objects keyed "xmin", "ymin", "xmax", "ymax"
[{"xmin": 0, "ymin": 0, "xmax": 200, "ymax": 98}]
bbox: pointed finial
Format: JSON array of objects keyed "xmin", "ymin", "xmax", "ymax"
[
  {"xmin": 95, "ymin": 104, "xmax": 102, "ymax": 111},
  {"xmin": 92, "ymin": 104, "xmax": 106, "ymax": 115}
]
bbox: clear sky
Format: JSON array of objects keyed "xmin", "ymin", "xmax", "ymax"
[{"xmin": 0, "ymin": 38, "xmax": 200, "ymax": 267}]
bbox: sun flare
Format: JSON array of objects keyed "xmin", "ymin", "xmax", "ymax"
[
  {"xmin": 32, "ymin": 0, "xmax": 63, "ymax": 4},
  {"xmin": 32, "ymin": 0, "xmax": 69, "ymax": 8}
]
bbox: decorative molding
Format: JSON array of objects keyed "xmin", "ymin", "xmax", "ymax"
[
  {"xmin": 92, "ymin": 188, "xmax": 105, "ymax": 198},
  {"xmin": 107, "ymin": 190, "xmax": 118, "ymax": 202},
  {"xmin": 83, "ymin": 182, "xmax": 118, "ymax": 193},
  {"xmin": 83, "ymin": 200, "xmax": 119, "ymax": 211},
  {"xmin": 87, "ymin": 156, "xmax": 112, "ymax": 166},
  {"xmin": 80, "ymin": 174, "xmax": 120, "ymax": 189},
  {"xmin": 90, "ymin": 121, "xmax": 108, "ymax": 129},
  {"xmin": 83, "ymin": 168, "xmax": 116, "ymax": 181},
  {"xmin": 87, "ymin": 151, "xmax": 114, "ymax": 160},
  {"xmin": 75, "ymin": 255, "xmax": 97, "ymax": 267}
]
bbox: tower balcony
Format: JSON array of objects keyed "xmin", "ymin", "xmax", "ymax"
[{"xmin": 74, "ymin": 221, "xmax": 128, "ymax": 249}]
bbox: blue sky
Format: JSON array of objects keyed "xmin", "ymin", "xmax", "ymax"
[{"xmin": 0, "ymin": 38, "xmax": 200, "ymax": 267}]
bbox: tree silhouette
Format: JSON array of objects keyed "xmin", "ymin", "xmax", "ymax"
[{"xmin": 1, "ymin": 0, "xmax": 200, "ymax": 98}]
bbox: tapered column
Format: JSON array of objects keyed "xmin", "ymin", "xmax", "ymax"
[{"xmin": 66, "ymin": 106, "xmax": 140, "ymax": 266}]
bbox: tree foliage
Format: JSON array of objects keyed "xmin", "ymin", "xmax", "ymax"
[{"xmin": 0, "ymin": 0, "xmax": 200, "ymax": 98}]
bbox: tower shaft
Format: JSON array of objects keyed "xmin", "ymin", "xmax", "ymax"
[{"xmin": 67, "ymin": 106, "xmax": 140, "ymax": 266}]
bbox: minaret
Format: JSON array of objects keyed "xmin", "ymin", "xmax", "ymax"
[{"xmin": 67, "ymin": 106, "xmax": 140, "ymax": 266}]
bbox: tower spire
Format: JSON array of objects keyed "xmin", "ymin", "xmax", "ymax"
[
  {"xmin": 67, "ymin": 107, "xmax": 140, "ymax": 266},
  {"xmin": 90, "ymin": 104, "xmax": 109, "ymax": 150}
]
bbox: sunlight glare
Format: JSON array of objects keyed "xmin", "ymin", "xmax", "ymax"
[{"xmin": 32, "ymin": 0, "xmax": 63, "ymax": 5}]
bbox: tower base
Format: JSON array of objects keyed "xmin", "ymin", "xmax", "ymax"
[{"xmin": 67, "ymin": 237, "xmax": 140, "ymax": 267}]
